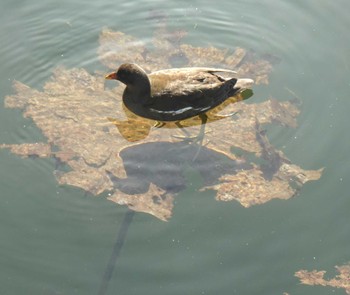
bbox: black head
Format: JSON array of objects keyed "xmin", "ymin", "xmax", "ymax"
[{"xmin": 105, "ymin": 63, "xmax": 148, "ymax": 86}]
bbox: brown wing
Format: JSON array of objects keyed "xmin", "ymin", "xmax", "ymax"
[
  {"xmin": 147, "ymin": 69, "xmax": 239, "ymax": 121},
  {"xmin": 148, "ymin": 67, "xmax": 237, "ymax": 96}
]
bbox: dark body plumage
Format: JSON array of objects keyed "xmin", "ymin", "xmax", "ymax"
[{"xmin": 105, "ymin": 63, "xmax": 253, "ymax": 122}]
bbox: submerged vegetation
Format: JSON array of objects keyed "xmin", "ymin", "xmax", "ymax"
[{"xmin": 1, "ymin": 26, "xmax": 322, "ymax": 221}]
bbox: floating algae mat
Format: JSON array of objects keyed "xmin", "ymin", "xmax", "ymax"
[
  {"xmin": 1, "ymin": 27, "xmax": 323, "ymax": 221},
  {"xmin": 295, "ymin": 263, "xmax": 350, "ymax": 295}
]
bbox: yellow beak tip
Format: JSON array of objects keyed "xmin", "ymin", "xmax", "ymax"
[{"xmin": 105, "ymin": 73, "xmax": 117, "ymax": 80}]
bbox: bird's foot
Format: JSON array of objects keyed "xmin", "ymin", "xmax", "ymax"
[
  {"xmin": 152, "ymin": 121, "xmax": 166, "ymax": 128},
  {"xmin": 172, "ymin": 131, "xmax": 209, "ymax": 144},
  {"xmin": 214, "ymin": 111, "xmax": 239, "ymax": 119}
]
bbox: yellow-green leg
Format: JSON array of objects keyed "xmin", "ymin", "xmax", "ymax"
[{"xmin": 173, "ymin": 113, "xmax": 208, "ymax": 144}]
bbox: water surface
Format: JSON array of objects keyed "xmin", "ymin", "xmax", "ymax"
[{"xmin": 1, "ymin": 1, "xmax": 350, "ymax": 294}]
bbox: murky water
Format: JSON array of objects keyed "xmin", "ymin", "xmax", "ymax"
[{"xmin": 1, "ymin": 0, "xmax": 349, "ymax": 294}]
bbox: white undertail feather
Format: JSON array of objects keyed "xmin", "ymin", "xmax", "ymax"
[{"xmin": 235, "ymin": 78, "xmax": 254, "ymax": 89}]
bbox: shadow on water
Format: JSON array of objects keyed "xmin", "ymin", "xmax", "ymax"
[
  {"xmin": 98, "ymin": 140, "xmax": 251, "ymax": 294},
  {"xmin": 107, "ymin": 141, "xmax": 251, "ymax": 194},
  {"xmin": 98, "ymin": 210, "xmax": 135, "ymax": 295}
]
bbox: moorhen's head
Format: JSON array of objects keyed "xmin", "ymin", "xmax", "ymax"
[{"xmin": 105, "ymin": 63, "xmax": 148, "ymax": 87}]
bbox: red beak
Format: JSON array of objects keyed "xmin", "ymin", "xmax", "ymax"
[{"xmin": 105, "ymin": 72, "xmax": 118, "ymax": 80}]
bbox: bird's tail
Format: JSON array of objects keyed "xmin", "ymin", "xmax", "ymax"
[{"xmin": 235, "ymin": 78, "xmax": 254, "ymax": 90}]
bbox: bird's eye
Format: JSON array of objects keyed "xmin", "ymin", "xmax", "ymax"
[{"xmin": 117, "ymin": 70, "xmax": 128, "ymax": 82}]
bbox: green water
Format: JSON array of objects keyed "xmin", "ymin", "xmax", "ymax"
[{"xmin": 1, "ymin": 0, "xmax": 350, "ymax": 294}]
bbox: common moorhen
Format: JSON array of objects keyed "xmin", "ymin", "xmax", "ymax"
[{"xmin": 105, "ymin": 63, "xmax": 253, "ymax": 123}]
